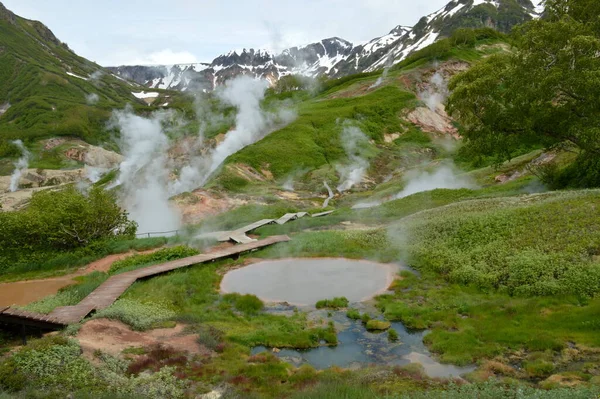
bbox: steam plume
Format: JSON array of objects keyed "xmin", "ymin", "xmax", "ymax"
[
  {"xmin": 391, "ymin": 165, "xmax": 475, "ymax": 200},
  {"xmin": 370, "ymin": 53, "xmax": 394, "ymax": 89},
  {"xmin": 86, "ymin": 93, "xmax": 100, "ymax": 105},
  {"xmin": 169, "ymin": 75, "xmax": 295, "ymax": 193},
  {"xmin": 111, "ymin": 108, "xmax": 181, "ymax": 233},
  {"xmin": 336, "ymin": 125, "xmax": 370, "ymax": 192},
  {"xmin": 353, "ymin": 164, "xmax": 475, "ymax": 209},
  {"xmin": 9, "ymin": 140, "xmax": 30, "ymax": 192},
  {"xmin": 419, "ymin": 72, "xmax": 449, "ymax": 112}
]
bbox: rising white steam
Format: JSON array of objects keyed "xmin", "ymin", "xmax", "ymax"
[
  {"xmin": 282, "ymin": 176, "xmax": 295, "ymax": 191},
  {"xmin": 90, "ymin": 70, "xmax": 104, "ymax": 81},
  {"xmin": 337, "ymin": 125, "xmax": 370, "ymax": 192},
  {"xmin": 169, "ymin": 75, "xmax": 295, "ymax": 194},
  {"xmin": 9, "ymin": 140, "xmax": 30, "ymax": 192},
  {"xmin": 392, "ymin": 164, "xmax": 475, "ymax": 200},
  {"xmin": 419, "ymin": 72, "xmax": 449, "ymax": 112},
  {"xmin": 370, "ymin": 53, "xmax": 394, "ymax": 89},
  {"xmin": 353, "ymin": 164, "xmax": 475, "ymax": 209},
  {"xmin": 211, "ymin": 76, "xmax": 269, "ymax": 173},
  {"xmin": 111, "ymin": 108, "xmax": 181, "ymax": 234},
  {"xmin": 86, "ymin": 93, "xmax": 100, "ymax": 105}
]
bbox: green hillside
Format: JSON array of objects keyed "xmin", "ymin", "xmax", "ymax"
[{"xmin": 0, "ymin": 2, "xmax": 157, "ymax": 155}]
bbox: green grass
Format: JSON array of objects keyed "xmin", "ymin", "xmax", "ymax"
[
  {"xmin": 379, "ymin": 270, "xmax": 600, "ymax": 365},
  {"xmin": 391, "ymin": 190, "xmax": 600, "ymax": 297},
  {"xmin": 315, "ymin": 297, "xmax": 349, "ymax": 309}
]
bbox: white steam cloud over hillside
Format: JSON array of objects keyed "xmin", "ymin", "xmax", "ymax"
[
  {"xmin": 110, "ymin": 109, "xmax": 181, "ymax": 234},
  {"xmin": 9, "ymin": 140, "xmax": 30, "ymax": 192},
  {"xmin": 169, "ymin": 76, "xmax": 296, "ymax": 194},
  {"xmin": 109, "ymin": 76, "xmax": 296, "ymax": 233},
  {"xmin": 419, "ymin": 72, "xmax": 449, "ymax": 112},
  {"xmin": 86, "ymin": 93, "xmax": 100, "ymax": 105},
  {"xmin": 392, "ymin": 165, "xmax": 475, "ymax": 200},
  {"xmin": 353, "ymin": 164, "xmax": 475, "ymax": 209},
  {"xmin": 337, "ymin": 125, "xmax": 371, "ymax": 192}
]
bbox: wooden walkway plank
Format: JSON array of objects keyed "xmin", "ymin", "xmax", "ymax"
[{"xmin": 275, "ymin": 213, "xmax": 299, "ymax": 225}]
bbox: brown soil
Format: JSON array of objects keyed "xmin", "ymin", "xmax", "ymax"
[{"xmin": 76, "ymin": 318, "xmax": 210, "ymax": 358}]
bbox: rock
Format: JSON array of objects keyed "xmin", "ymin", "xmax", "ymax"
[
  {"xmin": 383, "ymin": 133, "xmax": 401, "ymax": 143},
  {"xmin": 272, "ymin": 348, "xmax": 281, "ymax": 353},
  {"xmin": 406, "ymin": 106, "xmax": 460, "ymax": 139},
  {"xmin": 366, "ymin": 320, "xmax": 391, "ymax": 331}
]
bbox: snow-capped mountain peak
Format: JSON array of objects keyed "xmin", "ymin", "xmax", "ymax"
[{"xmin": 108, "ymin": 0, "xmax": 541, "ymax": 91}]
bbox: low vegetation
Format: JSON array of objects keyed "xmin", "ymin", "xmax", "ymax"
[{"xmin": 315, "ymin": 297, "xmax": 349, "ymax": 309}]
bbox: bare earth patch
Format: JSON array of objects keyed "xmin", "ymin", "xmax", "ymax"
[{"xmin": 76, "ymin": 318, "xmax": 210, "ymax": 358}]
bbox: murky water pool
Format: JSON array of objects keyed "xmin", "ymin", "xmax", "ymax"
[
  {"xmin": 220, "ymin": 258, "xmax": 397, "ymax": 305},
  {"xmin": 0, "ymin": 277, "xmax": 75, "ymax": 308}
]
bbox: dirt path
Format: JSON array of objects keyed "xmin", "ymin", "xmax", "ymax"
[{"xmin": 0, "ymin": 249, "xmax": 160, "ymax": 308}]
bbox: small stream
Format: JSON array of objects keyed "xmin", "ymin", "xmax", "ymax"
[{"xmin": 254, "ymin": 307, "xmax": 475, "ymax": 378}]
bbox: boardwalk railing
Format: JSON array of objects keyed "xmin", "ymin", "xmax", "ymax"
[{"xmin": 136, "ymin": 230, "xmax": 180, "ymax": 238}]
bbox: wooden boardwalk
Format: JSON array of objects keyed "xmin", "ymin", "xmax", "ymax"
[
  {"xmin": 217, "ymin": 211, "xmax": 325, "ymax": 244},
  {"xmin": 0, "ymin": 235, "xmax": 290, "ymax": 327}
]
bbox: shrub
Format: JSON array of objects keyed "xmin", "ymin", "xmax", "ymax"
[
  {"xmin": 315, "ymin": 297, "xmax": 349, "ymax": 309},
  {"xmin": 0, "ymin": 359, "xmax": 26, "ymax": 392}
]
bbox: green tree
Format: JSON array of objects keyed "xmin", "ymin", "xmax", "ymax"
[{"xmin": 448, "ymin": 0, "xmax": 600, "ymax": 186}]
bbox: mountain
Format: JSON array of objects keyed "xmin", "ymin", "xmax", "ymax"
[
  {"xmin": 109, "ymin": 0, "xmax": 540, "ymax": 91},
  {"xmin": 107, "ymin": 38, "xmax": 354, "ymax": 92},
  {"xmin": 0, "ymin": 1, "xmax": 153, "ymax": 148}
]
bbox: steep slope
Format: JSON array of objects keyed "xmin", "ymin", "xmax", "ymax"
[
  {"xmin": 0, "ymin": 2, "xmax": 152, "ymax": 150},
  {"xmin": 109, "ymin": 0, "xmax": 538, "ymax": 91}
]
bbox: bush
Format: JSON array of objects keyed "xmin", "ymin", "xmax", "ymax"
[
  {"xmin": 0, "ymin": 359, "xmax": 26, "ymax": 392},
  {"xmin": 315, "ymin": 297, "xmax": 349, "ymax": 309}
]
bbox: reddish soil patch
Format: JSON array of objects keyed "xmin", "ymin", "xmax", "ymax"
[
  {"xmin": 76, "ymin": 319, "xmax": 210, "ymax": 358},
  {"xmin": 82, "ymin": 249, "xmax": 159, "ymax": 274}
]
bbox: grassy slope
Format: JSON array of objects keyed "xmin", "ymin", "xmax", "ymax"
[{"xmin": 0, "ymin": 7, "xmax": 159, "ymax": 154}]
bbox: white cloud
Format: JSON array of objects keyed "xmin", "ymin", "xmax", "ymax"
[
  {"xmin": 2, "ymin": 0, "xmax": 451, "ymax": 66},
  {"xmin": 125, "ymin": 49, "xmax": 199, "ymax": 66}
]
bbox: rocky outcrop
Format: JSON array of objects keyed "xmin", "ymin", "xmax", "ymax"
[{"xmin": 63, "ymin": 144, "xmax": 123, "ymax": 168}]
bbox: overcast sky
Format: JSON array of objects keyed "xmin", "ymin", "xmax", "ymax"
[{"xmin": 2, "ymin": 0, "xmax": 450, "ymax": 66}]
